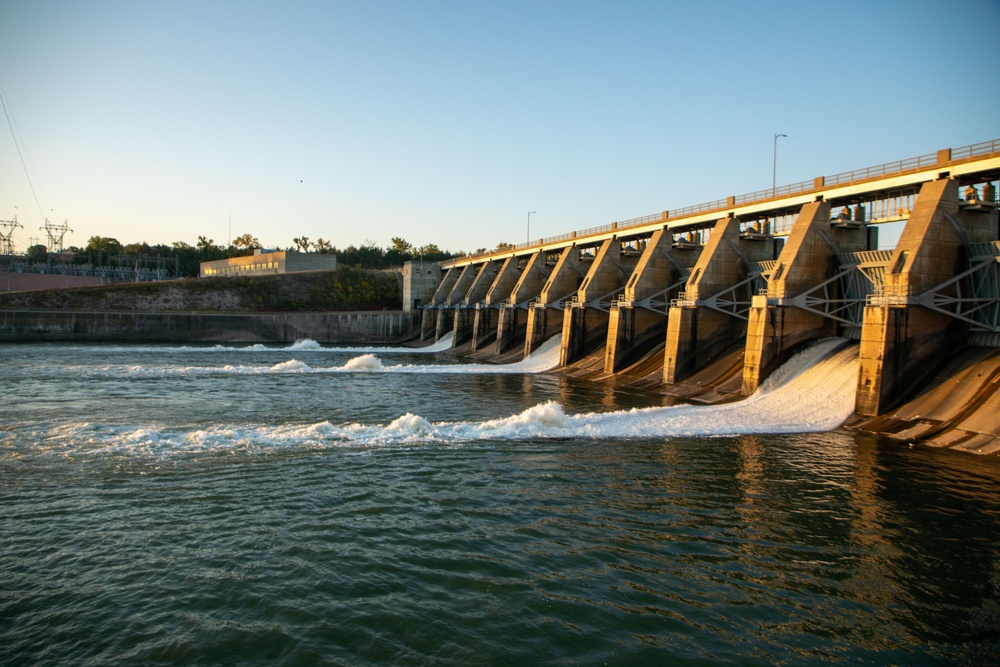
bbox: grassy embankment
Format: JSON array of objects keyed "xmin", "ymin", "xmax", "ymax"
[{"xmin": 0, "ymin": 268, "xmax": 401, "ymax": 312}]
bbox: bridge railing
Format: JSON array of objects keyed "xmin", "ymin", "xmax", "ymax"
[
  {"xmin": 451, "ymin": 138, "xmax": 1000, "ymax": 266},
  {"xmin": 951, "ymin": 139, "xmax": 1000, "ymax": 161},
  {"xmin": 733, "ymin": 179, "xmax": 816, "ymax": 206},
  {"xmin": 823, "ymin": 152, "xmax": 939, "ymax": 188}
]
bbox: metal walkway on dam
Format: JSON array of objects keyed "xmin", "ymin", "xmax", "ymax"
[{"xmin": 404, "ymin": 138, "xmax": 1000, "ymax": 454}]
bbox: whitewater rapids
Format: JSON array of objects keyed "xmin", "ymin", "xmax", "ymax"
[{"xmin": 36, "ymin": 339, "xmax": 860, "ymax": 456}]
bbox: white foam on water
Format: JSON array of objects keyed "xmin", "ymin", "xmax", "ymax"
[
  {"xmin": 287, "ymin": 339, "xmax": 323, "ymax": 351},
  {"xmin": 332, "ymin": 339, "xmax": 858, "ymax": 445},
  {"xmin": 20, "ymin": 339, "xmax": 860, "ymax": 458},
  {"xmin": 270, "ymin": 359, "xmax": 313, "ymax": 373},
  {"xmin": 354, "ymin": 334, "xmax": 563, "ymax": 375},
  {"xmin": 70, "ymin": 333, "xmax": 562, "ymax": 377},
  {"xmin": 342, "ymin": 354, "xmax": 384, "ymax": 371},
  {"xmin": 331, "ymin": 332, "xmax": 455, "ymax": 354},
  {"xmin": 28, "ymin": 334, "xmax": 452, "ymax": 355}
]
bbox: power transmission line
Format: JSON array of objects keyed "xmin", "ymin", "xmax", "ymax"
[{"xmin": 0, "ymin": 78, "xmax": 47, "ymax": 221}]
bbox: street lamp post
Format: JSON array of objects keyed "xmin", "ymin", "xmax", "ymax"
[
  {"xmin": 772, "ymin": 133, "xmax": 787, "ymax": 197},
  {"xmin": 527, "ymin": 211, "xmax": 536, "ymax": 244}
]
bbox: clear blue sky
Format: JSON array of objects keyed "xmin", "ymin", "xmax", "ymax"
[{"xmin": 2, "ymin": 0, "xmax": 998, "ymax": 254}]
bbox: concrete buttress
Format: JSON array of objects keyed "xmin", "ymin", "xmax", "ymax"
[
  {"xmin": 496, "ymin": 251, "xmax": 551, "ymax": 355},
  {"xmin": 604, "ymin": 229, "xmax": 700, "ymax": 374},
  {"xmin": 560, "ymin": 239, "xmax": 640, "ymax": 366},
  {"xmin": 663, "ymin": 216, "xmax": 781, "ymax": 383},
  {"xmin": 741, "ymin": 201, "xmax": 871, "ymax": 395},
  {"xmin": 471, "ymin": 256, "xmax": 521, "ymax": 352},
  {"xmin": 421, "ymin": 267, "xmax": 458, "ymax": 341},
  {"xmin": 524, "ymin": 246, "xmax": 587, "ymax": 358},
  {"xmin": 452, "ymin": 261, "xmax": 497, "ymax": 347},
  {"xmin": 436, "ymin": 264, "xmax": 477, "ymax": 341},
  {"xmin": 855, "ymin": 179, "xmax": 1000, "ymax": 415}
]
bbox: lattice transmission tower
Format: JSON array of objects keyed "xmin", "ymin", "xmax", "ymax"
[
  {"xmin": 40, "ymin": 218, "xmax": 72, "ymax": 252},
  {"xmin": 0, "ymin": 215, "xmax": 22, "ymax": 255}
]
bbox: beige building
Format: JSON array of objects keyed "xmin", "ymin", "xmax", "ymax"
[{"xmin": 200, "ymin": 250, "xmax": 337, "ymax": 278}]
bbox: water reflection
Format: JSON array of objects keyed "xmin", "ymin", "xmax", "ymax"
[{"xmin": 561, "ymin": 434, "xmax": 1000, "ymax": 659}]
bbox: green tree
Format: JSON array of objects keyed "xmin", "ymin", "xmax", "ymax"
[
  {"xmin": 123, "ymin": 242, "xmax": 152, "ymax": 255},
  {"xmin": 293, "ymin": 236, "xmax": 311, "ymax": 252},
  {"xmin": 416, "ymin": 243, "xmax": 440, "ymax": 257},
  {"xmin": 232, "ymin": 233, "xmax": 261, "ymax": 250},
  {"xmin": 384, "ymin": 236, "xmax": 414, "ymax": 266},
  {"xmin": 390, "ymin": 237, "xmax": 413, "ymax": 254},
  {"xmin": 85, "ymin": 236, "xmax": 124, "ymax": 255},
  {"xmin": 26, "ymin": 244, "xmax": 47, "ymax": 263}
]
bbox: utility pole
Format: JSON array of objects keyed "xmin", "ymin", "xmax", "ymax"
[
  {"xmin": 0, "ymin": 214, "xmax": 22, "ymax": 255},
  {"xmin": 773, "ymin": 133, "xmax": 787, "ymax": 197}
]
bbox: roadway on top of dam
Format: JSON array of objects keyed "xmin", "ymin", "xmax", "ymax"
[{"xmin": 441, "ymin": 139, "xmax": 1000, "ymax": 270}]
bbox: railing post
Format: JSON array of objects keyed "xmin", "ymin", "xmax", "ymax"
[
  {"xmin": 936, "ymin": 148, "xmax": 951, "ymax": 165},
  {"xmin": 814, "ymin": 176, "xmax": 824, "ymax": 190}
]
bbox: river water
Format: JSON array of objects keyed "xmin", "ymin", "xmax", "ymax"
[{"xmin": 2, "ymin": 338, "xmax": 999, "ymax": 665}]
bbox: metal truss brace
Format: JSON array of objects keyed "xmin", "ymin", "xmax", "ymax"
[
  {"xmin": 619, "ymin": 278, "xmax": 687, "ymax": 315},
  {"xmin": 915, "ymin": 257, "xmax": 1000, "ymax": 332},
  {"xmin": 780, "ymin": 267, "xmax": 866, "ymax": 327},
  {"xmin": 698, "ymin": 274, "xmax": 758, "ymax": 321}
]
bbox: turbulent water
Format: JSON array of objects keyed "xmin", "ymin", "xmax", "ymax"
[{"xmin": 2, "ymin": 337, "xmax": 999, "ymax": 665}]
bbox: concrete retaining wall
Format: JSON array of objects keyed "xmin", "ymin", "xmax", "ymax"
[{"xmin": 0, "ymin": 310, "xmax": 418, "ymax": 344}]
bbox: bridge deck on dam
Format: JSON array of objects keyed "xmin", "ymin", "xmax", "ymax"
[{"xmin": 441, "ymin": 139, "xmax": 1000, "ymax": 269}]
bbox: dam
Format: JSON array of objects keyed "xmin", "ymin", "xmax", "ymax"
[{"xmin": 405, "ymin": 139, "xmax": 1000, "ymax": 454}]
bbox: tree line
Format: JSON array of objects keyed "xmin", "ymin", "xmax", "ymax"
[{"xmin": 24, "ymin": 234, "xmax": 463, "ymax": 278}]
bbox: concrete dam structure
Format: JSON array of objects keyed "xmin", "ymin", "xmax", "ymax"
[{"xmin": 406, "ymin": 139, "xmax": 1000, "ymax": 454}]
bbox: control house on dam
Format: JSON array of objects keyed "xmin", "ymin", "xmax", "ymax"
[{"xmin": 404, "ymin": 139, "xmax": 1000, "ymax": 455}]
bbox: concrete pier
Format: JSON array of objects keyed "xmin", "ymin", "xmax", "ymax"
[
  {"xmin": 604, "ymin": 229, "xmax": 701, "ymax": 373},
  {"xmin": 524, "ymin": 246, "xmax": 587, "ymax": 358},
  {"xmin": 452, "ymin": 261, "xmax": 496, "ymax": 347},
  {"xmin": 663, "ymin": 217, "xmax": 781, "ymax": 383},
  {"xmin": 420, "ymin": 266, "xmax": 459, "ymax": 341},
  {"xmin": 471, "ymin": 256, "xmax": 520, "ymax": 352},
  {"xmin": 741, "ymin": 201, "xmax": 873, "ymax": 395},
  {"xmin": 559, "ymin": 239, "xmax": 640, "ymax": 366},
  {"xmin": 856, "ymin": 179, "xmax": 1000, "ymax": 415},
  {"xmin": 436, "ymin": 263, "xmax": 477, "ymax": 341},
  {"xmin": 496, "ymin": 251, "xmax": 551, "ymax": 355}
]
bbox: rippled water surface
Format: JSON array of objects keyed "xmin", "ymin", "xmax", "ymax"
[{"xmin": 2, "ymin": 342, "xmax": 999, "ymax": 665}]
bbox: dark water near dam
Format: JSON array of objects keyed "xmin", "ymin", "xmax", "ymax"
[{"xmin": 2, "ymin": 339, "xmax": 999, "ymax": 665}]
